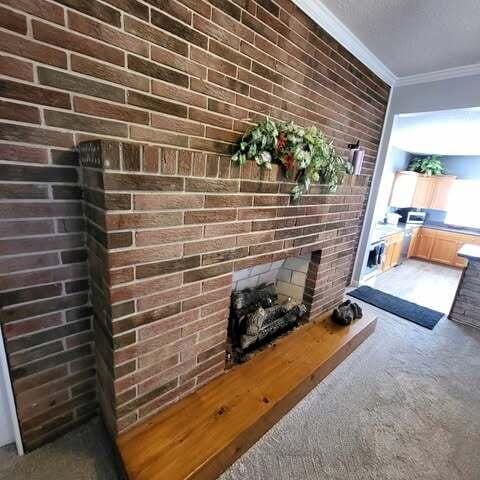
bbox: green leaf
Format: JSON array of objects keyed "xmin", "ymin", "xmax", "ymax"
[{"xmin": 408, "ymin": 155, "xmax": 444, "ymax": 175}]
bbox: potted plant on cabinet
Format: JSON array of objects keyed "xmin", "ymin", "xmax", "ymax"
[{"xmin": 407, "ymin": 155, "xmax": 444, "ymax": 176}]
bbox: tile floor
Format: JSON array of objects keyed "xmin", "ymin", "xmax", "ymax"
[{"xmin": 363, "ymin": 258, "xmax": 463, "ymax": 314}]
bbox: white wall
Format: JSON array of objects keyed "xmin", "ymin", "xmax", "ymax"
[
  {"xmin": 372, "ymin": 146, "xmax": 412, "ymax": 223},
  {"xmin": 390, "ymin": 74, "xmax": 480, "ymax": 114},
  {"xmin": 0, "ymin": 329, "xmax": 15, "ymax": 448},
  {"xmin": 0, "ymin": 380, "xmax": 14, "ymax": 447},
  {"xmin": 352, "ymin": 73, "xmax": 480, "ymax": 284},
  {"xmin": 442, "ymin": 155, "xmax": 480, "ymax": 179}
]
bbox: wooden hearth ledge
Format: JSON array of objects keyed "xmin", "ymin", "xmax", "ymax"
[{"xmin": 116, "ymin": 313, "xmax": 377, "ymax": 480}]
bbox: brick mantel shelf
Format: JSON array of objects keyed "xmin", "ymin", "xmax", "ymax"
[{"xmin": 79, "ymin": 140, "xmax": 371, "ymax": 435}]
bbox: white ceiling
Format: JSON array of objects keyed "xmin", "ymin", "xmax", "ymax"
[
  {"xmin": 390, "ymin": 108, "xmax": 480, "ymax": 155},
  {"xmin": 318, "ymin": 0, "xmax": 480, "ymax": 79}
]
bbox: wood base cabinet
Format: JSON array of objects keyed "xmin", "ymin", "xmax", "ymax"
[
  {"xmin": 408, "ymin": 227, "xmax": 480, "ymax": 267},
  {"xmin": 430, "ymin": 237, "xmax": 458, "ymax": 265},
  {"xmin": 382, "ymin": 232, "xmax": 404, "ymax": 272},
  {"xmin": 409, "ymin": 228, "xmax": 435, "ymax": 260}
]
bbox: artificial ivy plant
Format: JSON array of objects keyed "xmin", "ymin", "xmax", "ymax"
[
  {"xmin": 408, "ymin": 155, "xmax": 444, "ymax": 176},
  {"xmin": 231, "ymin": 118, "xmax": 352, "ymax": 199}
]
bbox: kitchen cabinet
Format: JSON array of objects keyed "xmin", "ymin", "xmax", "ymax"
[
  {"xmin": 382, "ymin": 231, "xmax": 404, "ymax": 272},
  {"xmin": 408, "ymin": 227, "xmax": 480, "ymax": 267},
  {"xmin": 429, "ymin": 237, "xmax": 457, "ymax": 265},
  {"xmin": 389, "ymin": 171, "xmax": 418, "ymax": 208},
  {"xmin": 409, "ymin": 228, "xmax": 436, "ymax": 260},
  {"xmin": 390, "ymin": 171, "xmax": 456, "ymax": 210},
  {"xmin": 412, "ymin": 176, "xmax": 435, "ymax": 208},
  {"xmin": 430, "ymin": 176, "xmax": 456, "ymax": 210}
]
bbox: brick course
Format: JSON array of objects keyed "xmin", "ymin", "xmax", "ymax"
[{"xmin": 0, "ymin": 0, "xmax": 388, "ymax": 449}]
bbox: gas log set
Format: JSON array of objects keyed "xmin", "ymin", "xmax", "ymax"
[{"xmin": 228, "ymin": 283, "xmax": 307, "ymax": 363}]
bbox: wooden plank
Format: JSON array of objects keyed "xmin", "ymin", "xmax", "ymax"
[{"xmin": 117, "ymin": 314, "xmax": 377, "ymax": 480}]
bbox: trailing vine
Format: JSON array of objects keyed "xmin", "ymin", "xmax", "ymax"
[{"xmin": 232, "ymin": 118, "xmax": 352, "ymax": 199}]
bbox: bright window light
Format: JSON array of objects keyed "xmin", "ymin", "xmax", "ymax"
[{"xmin": 445, "ymin": 180, "xmax": 480, "ymax": 229}]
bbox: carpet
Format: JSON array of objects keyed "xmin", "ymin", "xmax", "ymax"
[
  {"xmin": 347, "ymin": 285, "xmax": 444, "ymax": 329},
  {"xmin": 2, "ymin": 306, "xmax": 480, "ymax": 480},
  {"xmin": 220, "ymin": 306, "xmax": 480, "ymax": 480}
]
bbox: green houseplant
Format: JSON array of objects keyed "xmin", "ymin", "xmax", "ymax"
[
  {"xmin": 408, "ymin": 155, "xmax": 444, "ymax": 176},
  {"xmin": 231, "ymin": 118, "xmax": 352, "ymax": 199}
]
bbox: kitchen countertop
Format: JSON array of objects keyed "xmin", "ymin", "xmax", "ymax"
[
  {"xmin": 370, "ymin": 223, "xmax": 415, "ymax": 243},
  {"xmin": 421, "ymin": 223, "xmax": 480, "ymax": 237},
  {"xmin": 458, "ymin": 244, "xmax": 480, "ymax": 260},
  {"xmin": 370, "ymin": 222, "xmax": 480, "ymax": 244}
]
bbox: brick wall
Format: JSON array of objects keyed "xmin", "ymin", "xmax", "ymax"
[
  {"xmin": 0, "ymin": 0, "xmax": 389, "ymax": 449},
  {"xmin": 449, "ymin": 259, "xmax": 480, "ymax": 328},
  {"xmin": 79, "ymin": 140, "xmax": 375, "ymax": 434}
]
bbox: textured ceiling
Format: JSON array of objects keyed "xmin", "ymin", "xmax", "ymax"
[
  {"xmin": 391, "ymin": 108, "xmax": 480, "ymax": 155},
  {"xmin": 320, "ymin": 0, "xmax": 480, "ymax": 77}
]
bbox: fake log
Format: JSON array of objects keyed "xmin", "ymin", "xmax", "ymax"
[
  {"xmin": 240, "ymin": 301, "xmax": 307, "ymax": 349},
  {"xmin": 231, "ymin": 283, "xmax": 277, "ymax": 317}
]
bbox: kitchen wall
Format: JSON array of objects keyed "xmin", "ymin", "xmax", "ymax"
[
  {"xmin": 442, "ymin": 155, "xmax": 480, "ymax": 179},
  {"xmin": 424, "ymin": 155, "xmax": 480, "ymax": 226},
  {"xmin": 375, "ymin": 153, "xmax": 480, "ymax": 228},
  {"xmin": 391, "ymin": 75, "xmax": 480, "ymax": 115},
  {"xmin": 0, "ymin": 0, "xmax": 389, "ymax": 449},
  {"xmin": 372, "ymin": 146, "xmax": 412, "ymax": 223}
]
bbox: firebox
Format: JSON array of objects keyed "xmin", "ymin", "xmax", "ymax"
[{"xmin": 228, "ymin": 255, "xmax": 311, "ymax": 362}]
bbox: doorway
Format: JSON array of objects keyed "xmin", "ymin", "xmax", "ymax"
[{"xmin": 354, "ymin": 108, "xmax": 480, "ymax": 323}]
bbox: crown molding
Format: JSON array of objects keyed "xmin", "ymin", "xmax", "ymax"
[
  {"xmin": 292, "ymin": 0, "xmax": 397, "ymax": 86},
  {"xmin": 395, "ymin": 63, "xmax": 480, "ymax": 87},
  {"xmin": 292, "ymin": 0, "xmax": 480, "ymax": 89}
]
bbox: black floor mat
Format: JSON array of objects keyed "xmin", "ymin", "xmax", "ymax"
[{"xmin": 348, "ymin": 286, "xmax": 444, "ymax": 330}]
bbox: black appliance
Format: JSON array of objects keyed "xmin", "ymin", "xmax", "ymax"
[{"xmin": 364, "ymin": 240, "xmax": 385, "ymax": 276}]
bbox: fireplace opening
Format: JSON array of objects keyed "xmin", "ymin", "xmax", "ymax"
[{"xmin": 228, "ymin": 255, "xmax": 311, "ymax": 363}]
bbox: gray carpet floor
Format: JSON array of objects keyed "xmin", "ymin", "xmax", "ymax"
[
  {"xmin": 1, "ymin": 303, "xmax": 480, "ymax": 480},
  {"xmin": 0, "ymin": 415, "xmax": 117, "ymax": 480}
]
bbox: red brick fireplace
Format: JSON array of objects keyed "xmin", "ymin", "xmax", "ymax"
[{"xmin": 80, "ymin": 140, "xmax": 371, "ymax": 435}]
